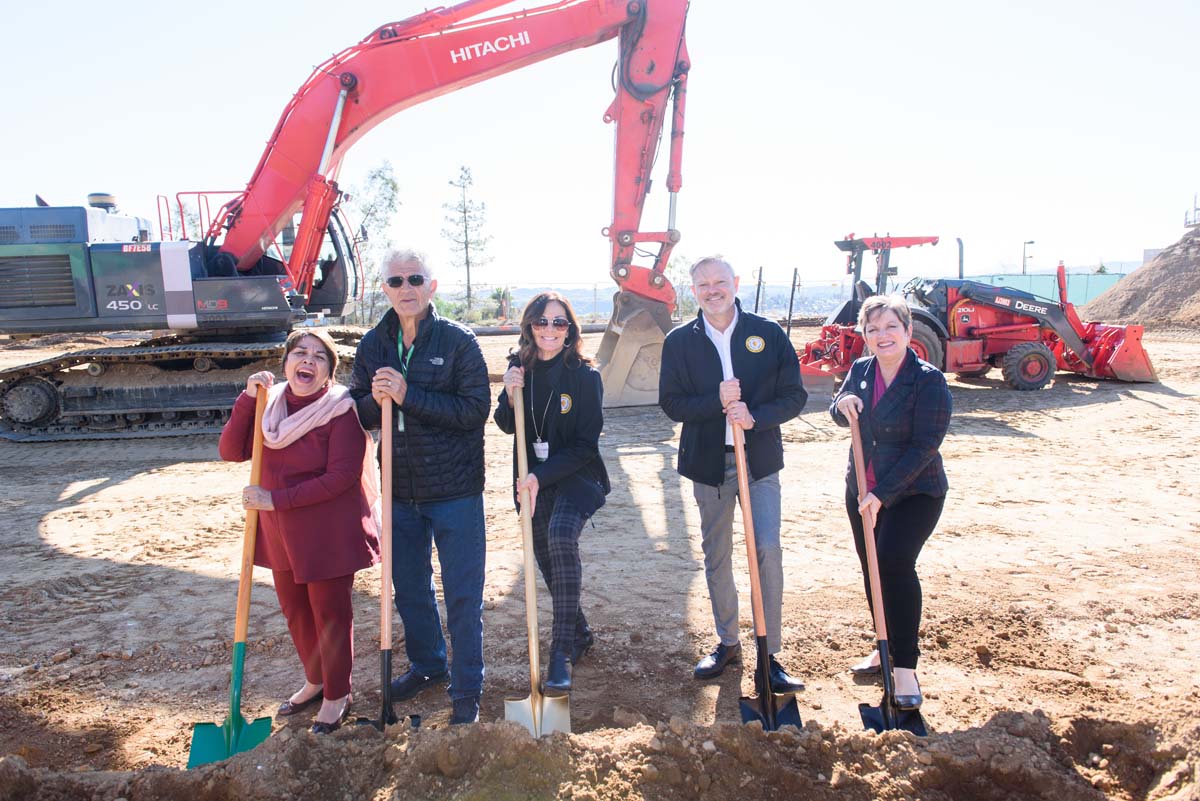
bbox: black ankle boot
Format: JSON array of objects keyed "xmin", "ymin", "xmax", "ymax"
[
  {"xmin": 544, "ymin": 652, "xmax": 572, "ymax": 696},
  {"xmin": 572, "ymin": 626, "xmax": 595, "ymax": 664}
]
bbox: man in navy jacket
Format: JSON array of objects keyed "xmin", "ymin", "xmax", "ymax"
[{"xmin": 659, "ymin": 256, "xmax": 808, "ymax": 691}]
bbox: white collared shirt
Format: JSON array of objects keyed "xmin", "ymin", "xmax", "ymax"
[{"xmin": 702, "ymin": 307, "xmax": 738, "ymax": 446}]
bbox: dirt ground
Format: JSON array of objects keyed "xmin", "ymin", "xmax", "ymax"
[{"xmin": 0, "ymin": 327, "xmax": 1197, "ymax": 801}]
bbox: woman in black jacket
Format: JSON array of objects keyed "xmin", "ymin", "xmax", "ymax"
[
  {"xmin": 830, "ymin": 295, "xmax": 952, "ymax": 710},
  {"xmin": 494, "ymin": 292, "xmax": 610, "ymax": 695}
]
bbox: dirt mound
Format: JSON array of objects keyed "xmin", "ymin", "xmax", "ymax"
[
  {"xmin": 1, "ymin": 713, "xmax": 1195, "ymax": 801},
  {"xmin": 1085, "ymin": 228, "xmax": 1200, "ymax": 324}
]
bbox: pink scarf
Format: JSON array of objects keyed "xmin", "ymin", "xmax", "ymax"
[{"xmin": 261, "ymin": 382, "xmax": 382, "ymax": 536}]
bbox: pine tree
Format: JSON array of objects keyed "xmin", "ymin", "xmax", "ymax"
[{"xmin": 441, "ymin": 166, "xmax": 492, "ymax": 315}]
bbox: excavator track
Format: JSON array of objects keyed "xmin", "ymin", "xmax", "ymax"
[{"xmin": 0, "ymin": 337, "xmax": 359, "ymax": 442}]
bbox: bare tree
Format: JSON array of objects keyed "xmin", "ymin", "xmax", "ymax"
[
  {"xmin": 441, "ymin": 166, "xmax": 492, "ymax": 315},
  {"xmin": 346, "ymin": 161, "xmax": 400, "ymax": 323}
]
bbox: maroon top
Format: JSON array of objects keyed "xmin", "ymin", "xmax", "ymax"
[
  {"xmin": 219, "ymin": 386, "xmax": 380, "ymax": 583},
  {"xmin": 864, "ymin": 367, "xmax": 890, "ymax": 493}
]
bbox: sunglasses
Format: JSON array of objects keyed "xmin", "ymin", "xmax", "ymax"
[
  {"xmin": 385, "ymin": 274, "xmax": 428, "ymax": 288},
  {"xmin": 532, "ymin": 316, "xmax": 571, "ymax": 331}
]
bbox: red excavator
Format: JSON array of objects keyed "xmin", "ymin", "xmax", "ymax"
[
  {"xmin": 799, "ymin": 235, "xmax": 1157, "ymax": 390},
  {"xmin": 0, "ymin": 0, "xmax": 688, "ymax": 440}
]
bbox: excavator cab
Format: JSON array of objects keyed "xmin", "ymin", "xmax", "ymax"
[{"xmin": 302, "ymin": 210, "xmax": 358, "ymax": 319}]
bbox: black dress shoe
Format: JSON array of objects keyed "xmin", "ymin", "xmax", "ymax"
[
  {"xmin": 543, "ymin": 652, "xmax": 572, "ymax": 696},
  {"xmin": 389, "ymin": 667, "xmax": 449, "ymax": 701},
  {"xmin": 310, "ymin": 698, "xmax": 352, "ymax": 734},
  {"xmin": 449, "ymin": 696, "xmax": 480, "ymax": 725},
  {"xmin": 764, "ymin": 656, "xmax": 805, "ymax": 693},
  {"xmin": 572, "ymin": 628, "xmax": 595, "ymax": 664},
  {"xmin": 276, "ymin": 689, "xmax": 323, "ymax": 717},
  {"xmin": 693, "ymin": 642, "xmax": 741, "ymax": 680}
]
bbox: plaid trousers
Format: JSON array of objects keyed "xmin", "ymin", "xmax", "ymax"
[{"xmin": 530, "ymin": 485, "xmax": 590, "ymax": 658}]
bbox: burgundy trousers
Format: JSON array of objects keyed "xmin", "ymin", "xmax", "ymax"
[{"xmin": 273, "ymin": 570, "xmax": 355, "ymax": 699}]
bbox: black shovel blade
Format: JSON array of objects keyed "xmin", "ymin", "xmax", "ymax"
[
  {"xmin": 739, "ymin": 693, "xmax": 803, "ymax": 730},
  {"xmin": 355, "ymin": 649, "xmax": 401, "ymax": 731},
  {"xmin": 859, "ymin": 701, "xmax": 928, "ymax": 736}
]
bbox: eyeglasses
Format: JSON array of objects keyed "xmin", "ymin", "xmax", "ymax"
[
  {"xmin": 531, "ymin": 317, "xmax": 571, "ymax": 331},
  {"xmin": 385, "ymin": 274, "xmax": 428, "ymax": 288}
]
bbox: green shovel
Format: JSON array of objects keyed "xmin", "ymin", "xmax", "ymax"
[{"xmin": 188, "ymin": 390, "xmax": 273, "ymax": 768}]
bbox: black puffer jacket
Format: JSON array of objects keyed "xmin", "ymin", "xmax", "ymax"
[{"xmin": 350, "ymin": 305, "xmax": 490, "ymax": 503}]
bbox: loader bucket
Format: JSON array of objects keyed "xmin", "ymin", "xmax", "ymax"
[
  {"xmin": 596, "ymin": 291, "xmax": 674, "ymax": 407},
  {"xmin": 1088, "ymin": 324, "xmax": 1158, "ymax": 383}
]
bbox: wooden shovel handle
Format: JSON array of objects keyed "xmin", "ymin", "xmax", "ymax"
[
  {"xmin": 732, "ymin": 424, "xmax": 768, "ymax": 639},
  {"xmin": 233, "ymin": 390, "xmax": 268, "ymax": 645},
  {"xmin": 380, "ymin": 402, "xmax": 394, "ymax": 644},
  {"xmin": 512, "ymin": 385, "xmax": 542, "ymax": 703},
  {"xmin": 849, "ymin": 417, "xmax": 889, "ymax": 642}
]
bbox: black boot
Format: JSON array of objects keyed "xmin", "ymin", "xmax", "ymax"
[
  {"xmin": 572, "ymin": 625, "xmax": 595, "ymax": 664},
  {"xmin": 543, "ymin": 651, "xmax": 572, "ymax": 696}
]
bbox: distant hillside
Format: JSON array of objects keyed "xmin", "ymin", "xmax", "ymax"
[{"xmin": 494, "ymin": 282, "xmax": 848, "ymax": 321}]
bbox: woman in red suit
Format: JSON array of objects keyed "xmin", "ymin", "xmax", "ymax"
[{"xmin": 219, "ymin": 329, "xmax": 380, "ymax": 733}]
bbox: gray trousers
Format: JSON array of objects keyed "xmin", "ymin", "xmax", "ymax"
[{"xmin": 693, "ymin": 454, "xmax": 783, "ymax": 654}]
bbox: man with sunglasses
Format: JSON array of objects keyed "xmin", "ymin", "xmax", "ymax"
[
  {"xmin": 349, "ymin": 249, "xmax": 491, "ymax": 725},
  {"xmin": 659, "ymin": 256, "xmax": 808, "ymax": 696}
]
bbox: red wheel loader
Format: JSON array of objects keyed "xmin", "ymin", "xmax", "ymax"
[{"xmin": 799, "ymin": 237, "xmax": 1157, "ymax": 390}]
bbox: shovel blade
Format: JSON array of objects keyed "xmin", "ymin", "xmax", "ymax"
[
  {"xmin": 540, "ymin": 694, "xmax": 571, "ymax": 736},
  {"xmin": 738, "ymin": 693, "xmax": 803, "ymax": 731},
  {"xmin": 859, "ymin": 702, "xmax": 928, "ymax": 736},
  {"xmin": 505, "ymin": 693, "xmax": 571, "ymax": 738},
  {"xmin": 187, "ymin": 714, "xmax": 272, "ymax": 769}
]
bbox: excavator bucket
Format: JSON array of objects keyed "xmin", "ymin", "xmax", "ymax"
[
  {"xmin": 1089, "ymin": 324, "xmax": 1158, "ymax": 383},
  {"xmin": 596, "ymin": 291, "xmax": 675, "ymax": 407}
]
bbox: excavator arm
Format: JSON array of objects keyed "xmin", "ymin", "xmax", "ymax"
[
  {"xmin": 207, "ymin": 0, "xmax": 688, "ymax": 326},
  {"xmin": 205, "ymin": 0, "xmax": 689, "ymax": 405}
]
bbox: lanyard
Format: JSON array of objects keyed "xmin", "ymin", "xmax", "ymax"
[
  {"xmin": 395, "ymin": 334, "xmax": 415, "ymax": 376},
  {"xmin": 528, "ymin": 362, "xmax": 560, "ymax": 462},
  {"xmin": 393, "ymin": 333, "xmax": 415, "ymax": 431}
]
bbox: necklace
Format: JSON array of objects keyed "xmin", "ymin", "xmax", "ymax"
[{"xmin": 529, "ymin": 365, "xmax": 555, "ymax": 462}]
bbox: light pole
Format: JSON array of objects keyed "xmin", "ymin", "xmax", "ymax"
[{"xmin": 1021, "ymin": 240, "xmax": 1035, "ymax": 275}]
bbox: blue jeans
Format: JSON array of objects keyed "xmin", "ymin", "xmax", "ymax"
[{"xmin": 391, "ymin": 494, "xmax": 486, "ymax": 700}]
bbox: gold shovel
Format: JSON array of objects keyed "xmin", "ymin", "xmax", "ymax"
[{"xmin": 503, "ymin": 384, "xmax": 570, "ymax": 737}]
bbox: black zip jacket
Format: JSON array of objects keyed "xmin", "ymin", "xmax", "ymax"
[
  {"xmin": 659, "ymin": 301, "xmax": 808, "ymax": 487},
  {"xmin": 350, "ymin": 305, "xmax": 490, "ymax": 503},
  {"xmin": 494, "ymin": 353, "xmax": 611, "ymax": 518}
]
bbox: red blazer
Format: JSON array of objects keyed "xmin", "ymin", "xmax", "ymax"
[{"xmin": 219, "ymin": 388, "xmax": 380, "ymax": 583}]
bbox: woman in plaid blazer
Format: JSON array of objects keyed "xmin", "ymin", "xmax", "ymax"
[{"xmin": 830, "ymin": 294, "xmax": 952, "ymax": 710}]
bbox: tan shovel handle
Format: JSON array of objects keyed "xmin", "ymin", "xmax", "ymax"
[
  {"xmin": 732, "ymin": 424, "xmax": 768, "ymax": 639},
  {"xmin": 512, "ymin": 384, "xmax": 543, "ymax": 707},
  {"xmin": 380, "ymin": 402, "xmax": 394, "ymax": 644},
  {"xmin": 850, "ymin": 417, "xmax": 889, "ymax": 642},
  {"xmin": 233, "ymin": 390, "xmax": 268, "ymax": 645}
]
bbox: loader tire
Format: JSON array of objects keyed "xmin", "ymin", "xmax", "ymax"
[
  {"xmin": 1001, "ymin": 341, "xmax": 1054, "ymax": 390},
  {"xmin": 909, "ymin": 319, "xmax": 944, "ymax": 370}
]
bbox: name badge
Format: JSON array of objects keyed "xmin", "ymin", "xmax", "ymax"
[{"xmin": 533, "ymin": 439, "xmax": 549, "ymax": 462}]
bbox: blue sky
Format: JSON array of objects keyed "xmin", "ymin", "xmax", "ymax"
[{"xmin": 3, "ymin": 1, "xmax": 1196, "ymax": 292}]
